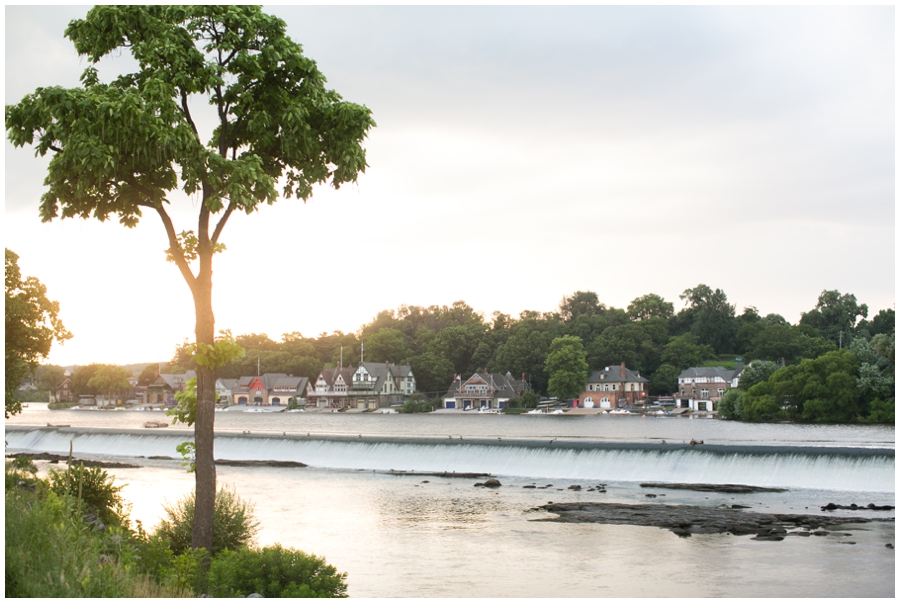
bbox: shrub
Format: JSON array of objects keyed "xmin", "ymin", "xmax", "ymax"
[
  {"xmin": 5, "ymin": 473, "xmax": 188, "ymax": 598},
  {"xmin": 207, "ymin": 544, "xmax": 348, "ymax": 598},
  {"xmin": 47, "ymin": 463, "xmax": 128, "ymax": 527},
  {"xmin": 155, "ymin": 485, "xmax": 259, "ymax": 556},
  {"xmin": 400, "ymin": 398, "xmax": 436, "ymax": 413}
]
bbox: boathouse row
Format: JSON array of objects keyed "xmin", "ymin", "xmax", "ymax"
[
  {"xmin": 307, "ymin": 362, "xmax": 416, "ymax": 410},
  {"xmin": 442, "ymin": 371, "xmax": 530, "ymax": 410}
]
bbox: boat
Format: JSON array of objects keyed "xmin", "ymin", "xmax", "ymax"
[
  {"xmin": 525, "ymin": 409, "xmax": 544, "ymax": 415},
  {"xmin": 143, "ymin": 421, "xmax": 168, "ymax": 428},
  {"xmin": 549, "ymin": 409, "xmax": 565, "ymax": 414},
  {"xmin": 478, "ymin": 407, "xmax": 500, "ymax": 414}
]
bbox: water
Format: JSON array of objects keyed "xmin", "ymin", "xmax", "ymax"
[{"xmin": 6, "ymin": 405, "xmax": 895, "ymax": 597}]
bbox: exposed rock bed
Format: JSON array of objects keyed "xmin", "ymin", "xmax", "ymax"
[
  {"xmin": 5, "ymin": 452, "xmax": 140, "ymax": 469},
  {"xmin": 821, "ymin": 502, "xmax": 895, "ymax": 512},
  {"xmin": 214, "ymin": 460, "xmax": 308, "ymax": 468},
  {"xmin": 639, "ymin": 482, "xmax": 788, "ymax": 494},
  {"xmin": 388, "ymin": 470, "xmax": 491, "ymax": 479},
  {"xmin": 534, "ymin": 501, "xmax": 892, "ymax": 540}
]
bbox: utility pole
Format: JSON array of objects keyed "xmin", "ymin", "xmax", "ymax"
[{"xmin": 839, "ymin": 330, "xmax": 843, "ymax": 349}]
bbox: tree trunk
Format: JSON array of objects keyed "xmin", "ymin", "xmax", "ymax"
[{"xmin": 191, "ymin": 268, "xmax": 217, "ymax": 556}]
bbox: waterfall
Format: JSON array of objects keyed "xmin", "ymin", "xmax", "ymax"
[{"xmin": 6, "ymin": 426, "xmax": 894, "ymax": 493}]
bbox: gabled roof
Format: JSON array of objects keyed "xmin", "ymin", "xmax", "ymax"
[
  {"xmin": 157, "ymin": 371, "xmax": 197, "ymax": 389},
  {"xmin": 445, "ymin": 372, "xmax": 528, "ymax": 399},
  {"xmin": 586, "ymin": 365, "xmax": 648, "ymax": 384},
  {"xmin": 317, "ymin": 366, "xmax": 356, "ymax": 389},
  {"xmin": 678, "ymin": 366, "xmax": 744, "ymax": 382}
]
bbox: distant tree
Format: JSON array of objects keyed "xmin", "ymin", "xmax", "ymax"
[
  {"xmin": 587, "ymin": 323, "xmax": 661, "ymax": 374},
  {"xmin": 745, "ymin": 325, "xmax": 835, "ymax": 365},
  {"xmin": 559, "ymin": 291, "xmax": 603, "ymax": 322},
  {"xmin": 5, "ymin": 249, "xmax": 71, "ymax": 417},
  {"xmin": 138, "ymin": 364, "xmax": 159, "ymax": 386},
  {"xmin": 678, "ymin": 285, "xmax": 738, "ymax": 354},
  {"xmin": 509, "ymin": 390, "xmax": 540, "ymax": 409},
  {"xmin": 86, "ymin": 364, "xmax": 133, "ymax": 403},
  {"xmin": 363, "ymin": 328, "xmax": 408, "ymax": 364},
  {"xmin": 6, "ymin": 5, "xmax": 374, "ymax": 554},
  {"xmin": 409, "ymin": 352, "xmax": 454, "ymax": 396},
  {"xmin": 717, "ymin": 388, "xmax": 744, "ymax": 420},
  {"xmin": 659, "ymin": 333, "xmax": 715, "ymax": 371},
  {"xmin": 492, "ymin": 326, "xmax": 552, "ymax": 394},
  {"xmin": 627, "ymin": 293, "xmax": 674, "ymax": 321},
  {"xmin": 865, "ymin": 308, "xmax": 896, "ymax": 337},
  {"xmin": 544, "ymin": 335, "xmax": 589, "ymax": 401},
  {"xmin": 738, "ymin": 361, "xmax": 778, "ymax": 391},
  {"xmin": 648, "ymin": 363, "xmax": 679, "ymax": 396},
  {"xmin": 799, "ymin": 290, "xmax": 868, "ymax": 347},
  {"xmin": 72, "ymin": 364, "xmax": 104, "ymax": 397},
  {"xmin": 744, "ymin": 350, "xmax": 860, "ymax": 422},
  {"xmin": 36, "ymin": 365, "xmax": 67, "ymax": 393}
]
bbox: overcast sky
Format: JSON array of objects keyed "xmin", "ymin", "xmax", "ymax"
[{"xmin": 4, "ymin": 5, "xmax": 895, "ymax": 367}]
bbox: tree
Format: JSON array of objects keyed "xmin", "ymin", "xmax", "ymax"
[
  {"xmin": 558, "ymin": 291, "xmax": 603, "ymax": 322},
  {"xmin": 659, "ymin": 333, "xmax": 715, "ymax": 371},
  {"xmin": 678, "ymin": 285, "xmax": 738, "ymax": 354},
  {"xmin": 492, "ymin": 325, "xmax": 552, "ymax": 394},
  {"xmin": 745, "ymin": 324, "xmax": 835, "ymax": 365},
  {"xmin": 138, "ymin": 363, "xmax": 160, "ymax": 386},
  {"xmin": 799, "ymin": 290, "xmax": 868, "ymax": 347},
  {"xmin": 587, "ymin": 323, "xmax": 660, "ymax": 374},
  {"xmin": 6, "ymin": 249, "xmax": 71, "ymax": 417},
  {"xmin": 627, "ymin": 293, "xmax": 674, "ymax": 321},
  {"xmin": 737, "ymin": 361, "xmax": 778, "ymax": 391},
  {"xmin": 363, "ymin": 328, "xmax": 408, "ymax": 364},
  {"xmin": 6, "ymin": 6, "xmax": 374, "ymax": 555},
  {"xmin": 36, "ymin": 365, "xmax": 67, "ymax": 393},
  {"xmin": 87, "ymin": 364, "xmax": 133, "ymax": 403},
  {"xmin": 648, "ymin": 363, "xmax": 679, "ymax": 396},
  {"xmin": 544, "ymin": 335, "xmax": 589, "ymax": 401},
  {"xmin": 717, "ymin": 388, "xmax": 744, "ymax": 420}
]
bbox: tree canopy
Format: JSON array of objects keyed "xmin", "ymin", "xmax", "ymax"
[{"xmin": 5, "ymin": 249, "xmax": 71, "ymax": 417}]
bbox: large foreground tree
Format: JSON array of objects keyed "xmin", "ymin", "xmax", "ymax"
[{"xmin": 6, "ymin": 6, "xmax": 374, "ymax": 554}]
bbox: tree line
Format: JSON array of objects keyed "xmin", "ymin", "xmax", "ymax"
[{"xmin": 144, "ymin": 286, "xmax": 893, "ymax": 414}]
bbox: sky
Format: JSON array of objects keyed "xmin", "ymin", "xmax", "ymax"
[{"xmin": 4, "ymin": 4, "xmax": 896, "ymax": 367}]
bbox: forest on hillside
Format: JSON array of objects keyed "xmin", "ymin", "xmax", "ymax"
[
  {"xmin": 162, "ymin": 286, "xmax": 893, "ymax": 401},
  {"xmin": 33, "ymin": 285, "xmax": 894, "ymax": 422}
]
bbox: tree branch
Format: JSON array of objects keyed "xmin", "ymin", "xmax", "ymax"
[
  {"xmin": 211, "ymin": 202, "xmax": 236, "ymax": 245},
  {"xmin": 155, "ymin": 204, "xmax": 198, "ymax": 295},
  {"xmin": 180, "ymin": 89, "xmax": 201, "ymax": 142}
]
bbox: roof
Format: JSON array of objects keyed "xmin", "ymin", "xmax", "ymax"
[
  {"xmin": 444, "ymin": 371, "xmax": 529, "ymax": 399},
  {"xmin": 586, "ymin": 365, "xmax": 648, "ymax": 384},
  {"xmin": 678, "ymin": 366, "xmax": 744, "ymax": 382}
]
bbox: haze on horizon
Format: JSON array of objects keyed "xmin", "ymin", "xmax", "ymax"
[{"xmin": 4, "ymin": 5, "xmax": 895, "ymax": 367}]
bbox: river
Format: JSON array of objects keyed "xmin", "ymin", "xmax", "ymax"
[{"xmin": 6, "ymin": 405, "xmax": 895, "ymax": 597}]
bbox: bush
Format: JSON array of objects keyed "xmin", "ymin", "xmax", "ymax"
[
  {"xmin": 155, "ymin": 485, "xmax": 259, "ymax": 556},
  {"xmin": 6, "ymin": 468, "xmax": 188, "ymax": 597},
  {"xmin": 47, "ymin": 463, "xmax": 128, "ymax": 527},
  {"xmin": 207, "ymin": 544, "xmax": 348, "ymax": 598},
  {"xmin": 400, "ymin": 398, "xmax": 436, "ymax": 413}
]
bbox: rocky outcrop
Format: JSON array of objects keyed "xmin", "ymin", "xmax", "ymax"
[
  {"xmin": 639, "ymin": 482, "xmax": 788, "ymax": 494},
  {"xmin": 214, "ymin": 460, "xmax": 307, "ymax": 468},
  {"xmin": 534, "ymin": 501, "xmax": 888, "ymax": 540},
  {"xmin": 821, "ymin": 502, "xmax": 895, "ymax": 511},
  {"xmin": 5, "ymin": 452, "xmax": 140, "ymax": 469}
]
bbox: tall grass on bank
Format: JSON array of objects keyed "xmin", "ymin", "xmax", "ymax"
[
  {"xmin": 5, "ymin": 464, "xmax": 189, "ymax": 597},
  {"xmin": 5, "ymin": 458, "xmax": 348, "ymax": 597}
]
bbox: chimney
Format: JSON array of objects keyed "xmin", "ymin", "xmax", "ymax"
[{"xmin": 620, "ymin": 362, "xmax": 626, "ymax": 379}]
